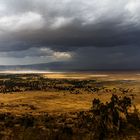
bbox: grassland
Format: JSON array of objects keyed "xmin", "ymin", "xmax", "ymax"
[{"xmin": 0, "ymin": 72, "xmax": 139, "ymax": 139}]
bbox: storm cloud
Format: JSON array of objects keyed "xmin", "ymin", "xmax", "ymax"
[{"xmin": 0, "ymin": 0, "xmax": 139, "ymax": 69}]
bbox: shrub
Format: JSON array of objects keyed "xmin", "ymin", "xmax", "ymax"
[{"xmin": 91, "ymin": 94, "xmax": 132, "ymax": 139}]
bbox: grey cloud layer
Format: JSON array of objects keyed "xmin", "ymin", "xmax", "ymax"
[
  {"xmin": 0, "ymin": 0, "xmax": 140, "ymax": 49},
  {"xmin": 0, "ymin": 0, "xmax": 139, "ymax": 68}
]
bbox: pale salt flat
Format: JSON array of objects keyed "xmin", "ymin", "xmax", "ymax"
[
  {"xmin": 89, "ymin": 75, "xmax": 108, "ymax": 77},
  {"xmin": 0, "ymin": 70, "xmax": 60, "ymax": 74}
]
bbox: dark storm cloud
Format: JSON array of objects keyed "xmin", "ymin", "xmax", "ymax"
[
  {"xmin": 44, "ymin": 46, "xmax": 140, "ymax": 71},
  {"xmin": 0, "ymin": 0, "xmax": 140, "ymax": 68},
  {"xmin": 69, "ymin": 46, "xmax": 140, "ymax": 70},
  {"xmin": 1, "ymin": 0, "xmax": 140, "ymax": 50}
]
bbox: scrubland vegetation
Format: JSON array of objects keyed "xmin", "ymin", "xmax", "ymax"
[{"xmin": 0, "ymin": 73, "xmax": 139, "ymax": 139}]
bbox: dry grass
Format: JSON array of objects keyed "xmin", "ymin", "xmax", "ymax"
[
  {"xmin": 44, "ymin": 72, "xmax": 140, "ymax": 80},
  {"xmin": 0, "ymin": 90, "xmax": 139, "ymax": 116},
  {"xmin": 0, "ymin": 91, "xmax": 112, "ymax": 115},
  {"xmin": 0, "ymin": 72, "xmax": 139, "ymax": 115}
]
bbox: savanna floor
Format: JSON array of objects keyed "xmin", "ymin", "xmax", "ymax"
[
  {"xmin": 0, "ymin": 72, "xmax": 140, "ymax": 115},
  {"xmin": 0, "ymin": 72, "xmax": 139, "ymax": 140}
]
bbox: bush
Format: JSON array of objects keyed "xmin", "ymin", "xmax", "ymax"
[{"xmin": 91, "ymin": 94, "xmax": 132, "ymax": 139}]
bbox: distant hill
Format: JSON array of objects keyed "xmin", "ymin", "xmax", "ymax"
[
  {"xmin": 0, "ymin": 62, "xmax": 76, "ymax": 72},
  {"xmin": 0, "ymin": 62, "xmax": 139, "ymax": 72}
]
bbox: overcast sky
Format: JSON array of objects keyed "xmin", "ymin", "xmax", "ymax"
[{"xmin": 0, "ymin": 0, "xmax": 140, "ymax": 70}]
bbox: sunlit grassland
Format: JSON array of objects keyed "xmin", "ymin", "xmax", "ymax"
[{"xmin": 0, "ymin": 72, "xmax": 139, "ymax": 139}]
